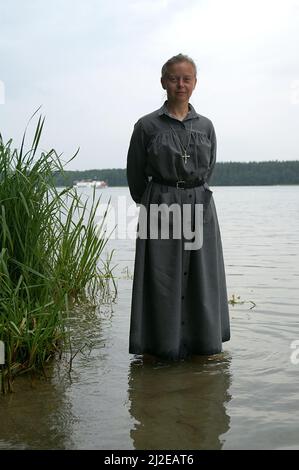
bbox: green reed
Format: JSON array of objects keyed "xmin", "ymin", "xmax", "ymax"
[{"xmin": 0, "ymin": 116, "xmax": 115, "ymax": 391}]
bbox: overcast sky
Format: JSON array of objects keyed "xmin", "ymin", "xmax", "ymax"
[{"xmin": 0, "ymin": 0, "xmax": 299, "ymax": 170}]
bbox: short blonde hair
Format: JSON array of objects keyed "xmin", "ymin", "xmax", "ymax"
[{"xmin": 161, "ymin": 53, "xmax": 197, "ymax": 78}]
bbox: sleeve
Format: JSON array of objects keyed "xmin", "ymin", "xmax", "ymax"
[
  {"xmin": 206, "ymin": 123, "xmax": 217, "ymax": 183},
  {"xmin": 126, "ymin": 119, "xmax": 148, "ymax": 204}
]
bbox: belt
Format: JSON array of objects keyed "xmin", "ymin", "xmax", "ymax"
[{"xmin": 152, "ymin": 177, "xmax": 205, "ymax": 189}]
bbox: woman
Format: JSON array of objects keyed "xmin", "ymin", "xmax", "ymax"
[{"xmin": 127, "ymin": 53, "xmax": 230, "ymax": 360}]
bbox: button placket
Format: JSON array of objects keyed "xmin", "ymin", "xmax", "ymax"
[{"xmin": 181, "ymin": 223, "xmax": 191, "ymax": 347}]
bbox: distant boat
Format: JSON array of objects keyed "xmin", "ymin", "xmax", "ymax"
[{"xmin": 73, "ymin": 180, "xmax": 108, "ymax": 189}]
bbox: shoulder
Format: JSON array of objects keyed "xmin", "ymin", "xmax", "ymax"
[
  {"xmin": 197, "ymin": 113, "xmax": 213, "ymax": 126},
  {"xmin": 193, "ymin": 111, "xmax": 216, "ymax": 140},
  {"xmin": 194, "ymin": 111, "xmax": 214, "ymax": 130},
  {"xmin": 187, "ymin": 103, "xmax": 215, "ymax": 135},
  {"xmin": 141, "ymin": 107, "xmax": 162, "ymax": 121},
  {"xmin": 132, "ymin": 107, "xmax": 165, "ymax": 137},
  {"xmin": 136, "ymin": 107, "xmax": 162, "ymax": 127}
]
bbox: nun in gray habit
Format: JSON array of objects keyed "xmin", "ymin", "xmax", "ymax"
[{"xmin": 127, "ymin": 54, "xmax": 230, "ymax": 361}]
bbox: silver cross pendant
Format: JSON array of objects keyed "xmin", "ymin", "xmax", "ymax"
[{"xmin": 182, "ymin": 153, "xmax": 190, "ymax": 164}]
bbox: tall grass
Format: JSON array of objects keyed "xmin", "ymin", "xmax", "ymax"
[{"xmin": 0, "ymin": 116, "xmax": 115, "ymax": 392}]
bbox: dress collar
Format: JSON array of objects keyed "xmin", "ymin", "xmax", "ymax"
[{"xmin": 158, "ymin": 101, "xmax": 198, "ymax": 121}]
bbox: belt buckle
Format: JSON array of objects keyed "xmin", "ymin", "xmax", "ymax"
[{"xmin": 176, "ymin": 180, "xmax": 185, "ymax": 189}]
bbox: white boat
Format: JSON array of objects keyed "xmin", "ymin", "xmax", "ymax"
[{"xmin": 73, "ymin": 180, "xmax": 108, "ymax": 188}]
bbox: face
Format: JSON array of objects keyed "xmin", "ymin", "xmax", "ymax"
[{"xmin": 161, "ymin": 61, "xmax": 197, "ymax": 104}]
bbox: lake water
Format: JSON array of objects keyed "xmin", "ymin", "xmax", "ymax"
[{"xmin": 0, "ymin": 185, "xmax": 299, "ymax": 450}]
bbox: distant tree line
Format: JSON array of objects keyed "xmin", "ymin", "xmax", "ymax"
[
  {"xmin": 53, "ymin": 161, "xmax": 299, "ymax": 187},
  {"xmin": 210, "ymin": 161, "xmax": 299, "ymax": 185},
  {"xmin": 53, "ymin": 168, "xmax": 128, "ymax": 187}
]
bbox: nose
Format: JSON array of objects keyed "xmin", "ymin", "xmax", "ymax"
[{"xmin": 177, "ymin": 77, "xmax": 184, "ymax": 88}]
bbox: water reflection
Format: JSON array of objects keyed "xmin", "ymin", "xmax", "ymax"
[
  {"xmin": 0, "ymin": 365, "xmax": 75, "ymax": 449},
  {"xmin": 128, "ymin": 353, "xmax": 232, "ymax": 450}
]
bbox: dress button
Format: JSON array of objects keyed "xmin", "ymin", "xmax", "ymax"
[
  {"xmin": 190, "ymin": 171, "xmax": 194, "ymax": 175},
  {"xmin": 189, "ymin": 194, "xmax": 192, "ymax": 198},
  {"xmin": 181, "ymin": 321, "xmax": 185, "ymax": 325},
  {"xmin": 184, "ymin": 272, "xmax": 187, "ymax": 275},
  {"xmin": 181, "ymin": 296, "xmax": 185, "ymax": 300}
]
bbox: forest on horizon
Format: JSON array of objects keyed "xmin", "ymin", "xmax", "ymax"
[{"xmin": 53, "ymin": 160, "xmax": 299, "ymax": 187}]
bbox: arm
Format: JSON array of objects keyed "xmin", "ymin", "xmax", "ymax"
[
  {"xmin": 126, "ymin": 119, "xmax": 148, "ymax": 204},
  {"xmin": 206, "ymin": 123, "xmax": 217, "ymax": 184}
]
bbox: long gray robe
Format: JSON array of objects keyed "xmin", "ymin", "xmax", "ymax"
[{"xmin": 127, "ymin": 101, "xmax": 230, "ymax": 360}]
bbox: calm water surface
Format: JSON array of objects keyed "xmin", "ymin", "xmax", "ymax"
[{"xmin": 0, "ymin": 186, "xmax": 299, "ymax": 450}]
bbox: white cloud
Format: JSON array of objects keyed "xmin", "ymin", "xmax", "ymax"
[{"xmin": 0, "ymin": 0, "xmax": 299, "ymax": 168}]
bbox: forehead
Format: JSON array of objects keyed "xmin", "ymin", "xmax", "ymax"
[{"xmin": 166, "ymin": 61, "xmax": 196, "ymax": 76}]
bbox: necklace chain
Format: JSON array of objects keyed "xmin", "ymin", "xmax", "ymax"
[{"xmin": 170, "ymin": 122, "xmax": 193, "ymax": 164}]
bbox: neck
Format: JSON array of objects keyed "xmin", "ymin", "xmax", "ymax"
[{"xmin": 166, "ymin": 100, "xmax": 189, "ymax": 120}]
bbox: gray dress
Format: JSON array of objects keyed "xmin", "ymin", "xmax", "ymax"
[{"xmin": 127, "ymin": 101, "xmax": 230, "ymax": 360}]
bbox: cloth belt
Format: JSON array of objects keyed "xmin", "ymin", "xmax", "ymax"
[{"xmin": 152, "ymin": 176, "xmax": 205, "ymax": 189}]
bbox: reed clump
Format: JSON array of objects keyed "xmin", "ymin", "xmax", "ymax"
[{"xmin": 0, "ymin": 116, "xmax": 115, "ymax": 392}]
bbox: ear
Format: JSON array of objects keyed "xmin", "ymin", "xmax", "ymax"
[
  {"xmin": 161, "ymin": 77, "xmax": 166, "ymax": 90},
  {"xmin": 193, "ymin": 77, "xmax": 198, "ymax": 90}
]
